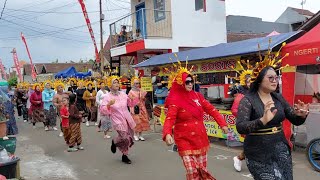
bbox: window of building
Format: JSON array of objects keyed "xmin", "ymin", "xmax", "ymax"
[
  {"xmin": 195, "ymin": 0, "xmax": 204, "ymax": 11},
  {"xmin": 154, "ymin": 0, "xmax": 166, "ymax": 22}
]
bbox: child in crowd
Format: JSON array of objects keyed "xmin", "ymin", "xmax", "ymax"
[
  {"xmin": 59, "ymin": 97, "xmax": 74, "ymax": 152},
  {"xmin": 68, "ymin": 94, "xmax": 84, "ymax": 151}
]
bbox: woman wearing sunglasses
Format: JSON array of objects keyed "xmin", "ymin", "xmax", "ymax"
[
  {"xmin": 236, "ymin": 66, "xmax": 309, "ymax": 180},
  {"xmin": 163, "ymin": 67, "xmax": 228, "ymax": 180},
  {"xmin": 128, "ymin": 77, "xmax": 150, "ymax": 141}
]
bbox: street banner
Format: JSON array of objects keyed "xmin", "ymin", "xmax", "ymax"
[
  {"xmin": 78, "ymin": 0, "xmax": 100, "ymax": 63},
  {"xmin": 12, "ymin": 48, "xmax": 23, "ymax": 82},
  {"xmin": 21, "ymin": 32, "xmax": 37, "ymax": 80},
  {"xmin": 0, "ymin": 59, "xmax": 6, "ymax": 80}
]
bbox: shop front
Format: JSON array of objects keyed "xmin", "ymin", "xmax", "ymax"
[
  {"xmin": 134, "ymin": 31, "xmax": 301, "ymax": 143},
  {"xmin": 282, "ymin": 23, "xmax": 320, "ymax": 147}
]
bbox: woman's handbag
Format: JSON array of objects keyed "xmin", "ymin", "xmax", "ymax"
[{"xmin": 133, "ymin": 91, "xmax": 140, "ymax": 114}]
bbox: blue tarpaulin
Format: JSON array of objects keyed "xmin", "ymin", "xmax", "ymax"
[
  {"xmin": 54, "ymin": 66, "xmax": 91, "ymax": 78},
  {"xmin": 133, "ymin": 31, "xmax": 302, "ymax": 67}
]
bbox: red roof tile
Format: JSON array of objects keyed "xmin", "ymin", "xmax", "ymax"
[
  {"xmin": 227, "ymin": 33, "xmax": 269, "ymax": 43},
  {"xmin": 290, "ymin": 7, "xmax": 314, "ymax": 16}
]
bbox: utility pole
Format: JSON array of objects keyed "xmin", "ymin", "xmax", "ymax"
[{"xmin": 100, "ymin": 0, "xmax": 104, "ymax": 73}]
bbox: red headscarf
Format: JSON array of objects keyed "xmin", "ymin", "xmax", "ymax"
[{"xmin": 165, "ymin": 72, "xmax": 203, "ymax": 119}]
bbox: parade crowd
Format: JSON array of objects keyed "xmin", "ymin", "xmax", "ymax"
[{"xmin": 1, "ymin": 56, "xmax": 310, "ymax": 180}]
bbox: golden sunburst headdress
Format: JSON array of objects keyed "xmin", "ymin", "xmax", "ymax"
[
  {"xmin": 230, "ymin": 60, "xmax": 254, "ymax": 86},
  {"xmin": 68, "ymin": 78, "xmax": 77, "ymax": 85},
  {"xmin": 33, "ymin": 83, "xmax": 41, "ymax": 90},
  {"xmin": 54, "ymin": 80, "xmax": 65, "ymax": 90},
  {"xmin": 107, "ymin": 75, "xmax": 120, "ymax": 87},
  {"xmin": 251, "ymin": 40, "xmax": 289, "ymax": 81},
  {"xmin": 44, "ymin": 80, "xmax": 52, "ymax": 89},
  {"xmin": 165, "ymin": 54, "xmax": 194, "ymax": 89},
  {"xmin": 86, "ymin": 81, "xmax": 94, "ymax": 87},
  {"xmin": 131, "ymin": 76, "xmax": 140, "ymax": 85},
  {"xmin": 77, "ymin": 80, "xmax": 84, "ymax": 87}
]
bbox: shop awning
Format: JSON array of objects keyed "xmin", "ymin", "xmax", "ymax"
[
  {"xmin": 282, "ymin": 23, "xmax": 320, "ymax": 66},
  {"xmin": 133, "ymin": 31, "xmax": 301, "ymax": 68}
]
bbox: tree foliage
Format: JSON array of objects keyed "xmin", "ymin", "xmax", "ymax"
[{"xmin": 8, "ymin": 76, "xmax": 18, "ymax": 87}]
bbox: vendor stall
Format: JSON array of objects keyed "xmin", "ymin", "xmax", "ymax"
[
  {"xmin": 282, "ymin": 23, "xmax": 320, "ymax": 147},
  {"xmin": 135, "ymin": 31, "xmax": 302, "ymax": 143}
]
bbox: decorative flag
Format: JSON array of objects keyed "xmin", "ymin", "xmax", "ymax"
[
  {"xmin": 21, "ymin": 32, "xmax": 37, "ymax": 80},
  {"xmin": 0, "ymin": 59, "xmax": 6, "ymax": 80},
  {"xmin": 78, "ymin": 0, "xmax": 100, "ymax": 63},
  {"xmin": 12, "ymin": 48, "xmax": 23, "ymax": 82}
]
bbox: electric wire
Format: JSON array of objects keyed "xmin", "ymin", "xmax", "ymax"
[{"xmin": 0, "ymin": 0, "xmax": 8, "ymax": 19}]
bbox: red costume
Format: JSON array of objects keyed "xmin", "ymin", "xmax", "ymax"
[{"xmin": 162, "ymin": 70, "xmax": 227, "ymax": 180}]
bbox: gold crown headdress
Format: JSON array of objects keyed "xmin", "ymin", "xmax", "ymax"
[
  {"xmin": 251, "ymin": 39, "xmax": 289, "ymax": 81},
  {"xmin": 165, "ymin": 54, "xmax": 194, "ymax": 89}
]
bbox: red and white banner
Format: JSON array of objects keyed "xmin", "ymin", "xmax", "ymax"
[
  {"xmin": 78, "ymin": 0, "xmax": 100, "ymax": 63},
  {"xmin": 12, "ymin": 48, "xmax": 23, "ymax": 82},
  {"xmin": 0, "ymin": 59, "xmax": 6, "ymax": 80},
  {"xmin": 21, "ymin": 32, "xmax": 37, "ymax": 80}
]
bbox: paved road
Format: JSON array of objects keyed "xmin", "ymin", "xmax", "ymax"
[{"xmin": 14, "ymin": 118, "xmax": 320, "ymax": 180}]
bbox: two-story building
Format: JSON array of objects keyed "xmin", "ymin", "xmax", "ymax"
[{"xmin": 108, "ymin": 0, "xmax": 227, "ymax": 75}]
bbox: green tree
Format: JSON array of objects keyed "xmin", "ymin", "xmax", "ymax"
[
  {"xmin": 8, "ymin": 76, "xmax": 18, "ymax": 87},
  {"xmin": 88, "ymin": 59, "xmax": 95, "ymax": 64}
]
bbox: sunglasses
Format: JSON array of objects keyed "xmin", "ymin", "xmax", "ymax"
[
  {"xmin": 267, "ymin": 76, "xmax": 279, "ymax": 82},
  {"xmin": 134, "ymin": 82, "xmax": 140, "ymax": 85},
  {"xmin": 185, "ymin": 80, "xmax": 194, "ymax": 85}
]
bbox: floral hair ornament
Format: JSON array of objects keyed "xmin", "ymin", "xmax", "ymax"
[
  {"xmin": 166, "ymin": 53, "xmax": 194, "ymax": 89},
  {"xmin": 251, "ymin": 39, "xmax": 289, "ymax": 81}
]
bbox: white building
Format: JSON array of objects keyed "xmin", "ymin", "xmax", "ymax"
[{"xmin": 109, "ymin": 0, "xmax": 227, "ymax": 69}]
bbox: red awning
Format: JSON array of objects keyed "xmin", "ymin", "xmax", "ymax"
[{"xmin": 282, "ymin": 23, "xmax": 320, "ymax": 66}]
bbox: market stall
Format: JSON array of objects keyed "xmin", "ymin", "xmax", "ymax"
[
  {"xmin": 282, "ymin": 23, "xmax": 320, "ymax": 147},
  {"xmin": 135, "ymin": 31, "xmax": 302, "ymax": 143}
]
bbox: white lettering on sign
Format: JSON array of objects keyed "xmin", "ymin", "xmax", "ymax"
[{"xmin": 294, "ymin": 48, "xmax": 319, "ymax": 56}]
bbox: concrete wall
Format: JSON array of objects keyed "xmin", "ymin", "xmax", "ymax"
[
  {"xmin": 130, "ymin": 0, "xmax": 227, "ymax": 52},
  {"xmin": 227, "ymin": 15, "xmax": 291, "ymax": 33},
  {"xmin": 170, "ymin": 0, "xmax": 227, "ymax": 51},
  {"xmin": 131, "ymin": 0, "xmax": 172, "ymax": 38},
  {"xmin": 276, "ymin": 8, "xmax": 307, "ymax": 25}
]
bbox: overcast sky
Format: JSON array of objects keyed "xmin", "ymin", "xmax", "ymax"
[{"xmin": 0, "ymin": 0, "xmax": 319, "ymax": 70}]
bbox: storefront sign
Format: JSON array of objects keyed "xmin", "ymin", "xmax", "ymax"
[
  {"xmin": 294, "ymin": 48, "xmax": 319, "ymax": 56},
  {"xmin": 159, "ymin": 57, "xmax": 240, "ymax": 75},
  {"xmin": 156, "ymin": 107, "xmax": 244, "ymax": 142},
  {"xmin": 140, "ymin": 77, "xmax": 153, "ymax": 92}
]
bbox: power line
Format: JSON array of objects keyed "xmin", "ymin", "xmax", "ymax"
[
  {"xmin": 0, "ymin": 0, "xmax": 8, "ymax": 19},
  {"xmin": 5, "ymin": 8, "xmax": 126, "ymax": 14},
  {"xmin": 2, "ymin": 12, "xmax": 101, "ymax": 36}
]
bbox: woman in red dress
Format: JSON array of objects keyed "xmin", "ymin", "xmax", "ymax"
[{"xmin": 163, "ymin": 67, "xmax": 228, "ymax": 180}]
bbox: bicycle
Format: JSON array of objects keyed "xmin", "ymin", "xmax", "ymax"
[{"xmin": 306, "ymin": 137, "xmax": 320, "ymax": 172}]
